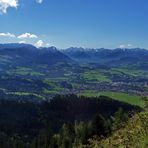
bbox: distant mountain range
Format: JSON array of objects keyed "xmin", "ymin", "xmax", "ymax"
[
  {"xmin": 0, "ymin": 43, "xmax": 148, "ymax": 69},
  {"xmin": 62, "ymin": 47, "xmax": 148, "ymax": 68}
]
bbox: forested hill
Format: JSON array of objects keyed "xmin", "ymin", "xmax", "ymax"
[{"xmin": 0, "ymin": 95, "xmax": 142, "ymax": 148}]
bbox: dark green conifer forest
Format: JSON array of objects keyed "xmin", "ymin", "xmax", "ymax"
[{"xmin": 0, "ymin": 94, "xmax": 145, "ymax": 148}]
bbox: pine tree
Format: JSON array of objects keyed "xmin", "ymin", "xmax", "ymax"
[{"xmin": 91, "ymin": 114, "xmax": 108, "ymax": 137}]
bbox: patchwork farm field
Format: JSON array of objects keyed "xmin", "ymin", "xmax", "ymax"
[{"xmin": 0, "ymin": 63, "xmax": 148, "ymax": 103}]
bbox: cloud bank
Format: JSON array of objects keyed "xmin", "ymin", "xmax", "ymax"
[
  {"xmin": 17, "ymin": 33, "xmax": 38, "ymax": 39},
  {"xmin": 0, "ymin": 32, "xmax": 16, "ymax": 37},
  {"xmin": 0, "ymin": 0, "xmax": 44, "ymax": 14},
  {"xmin": 0, "ymin": 32, "xmax": 49, "ymax": 47},
  {"xmin": 119, "ymin": 44, "xmax": 133, "ymax": 48},
  {"xmin": 0, "ymin": 0, "xmax": 18, "ymax": 14}
]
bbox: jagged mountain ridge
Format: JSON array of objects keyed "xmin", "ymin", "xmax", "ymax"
[
  {"xmin": 62, "ymin": 47, "xmax": 148, "ymax": 67},
  {"xmin": 0, "ymin": 44, "xmax": 148, "ymax": 68}
]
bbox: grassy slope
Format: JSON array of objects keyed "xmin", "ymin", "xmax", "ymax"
[
  {"xmin": 88, "ymin": 112, "xmax": 148, "ymax": 148},
  {"xmin": 80, "ymin": 91, "xmax": 145, "ymax": 108}
]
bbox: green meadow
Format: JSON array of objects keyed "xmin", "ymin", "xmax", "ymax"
[
  {"xmin": 82, "ymin": 70, "xmax": 111, "ymax": 82},
  {"xmin": 79, "ymin": 90, "xmax": 145, "ymax": 108}
]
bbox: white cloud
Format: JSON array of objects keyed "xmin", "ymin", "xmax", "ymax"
[
  {"xmin": 35, "ymin": 40, "xmax": 44, "ymax": 47},
  {"xmin": 127, "ymin": 44, "xmax": 133, "ymax": 47},
  {"xmin": 0, "ymin": 0, "xmax": 44, "ymax": 14},
  {"xmin": 36, "ymin": 0, "xmax": 43, "ymax": 4},
  {"xmin": 19, "ymin": 41, "xmax": 26, "ymax": 44},
  {"xmin": 0, "ymin": 0, "xmax": 18, "ymax": 14},
  {"xmin": 17, "ymin": 33, "xmax": 38, "ymax": 39},
  {"xmin": 119, "ymin": 44, "xmax": 126, "ymax": 48},
  {"xmin": 46, "ymin": 43, "xmax": 50, "ymax": 47},
  {"xmin": 119, "ymin": 44, "xmax": 133, "ymax": 48},
  {"xmin": 0, "ymin": 32, "xmax": 15, "ymax": 37}
]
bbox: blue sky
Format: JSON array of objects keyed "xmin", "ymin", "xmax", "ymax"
[{"xmin": 0, "ymin": 0, "xmax": 148, "ymax": 49}]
